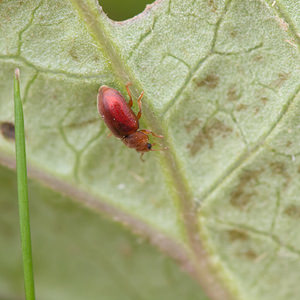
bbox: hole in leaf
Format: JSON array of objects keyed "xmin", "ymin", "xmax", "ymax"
[{"xmin": 99, "ymin": 0, "xmax": 155, "ymax": 21}]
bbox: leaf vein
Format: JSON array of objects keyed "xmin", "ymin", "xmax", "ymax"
[
  {"xmin": 17, "ymin": 0, "xmax": 43, "ymax": 56},
  {"xmin": 162, "ymin": 0, "xmax": 233, "ymax": 115},
  {"xmin": 0, "ymin": 56, "xmax": 106, "ymax": 80},
  {"xmin": 200, "ymin": 83, "xmax": 300, "ymax": 203},
  {"xmin": 265, "ymin": 0, "xmax": 300, "ymax": 47},
  {"xmin": 213, "ymin": 218, "xmax": 300, "ymax": 257}
]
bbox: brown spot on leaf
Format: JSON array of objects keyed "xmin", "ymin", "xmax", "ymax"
[
  {"xmin": 285, "ymin": 140, "xmax": 292, "ymax": 147},
  {"xmin": 93, "ymin": 55, "xmax": 100, "ymax": 62},
  {"xmin": 270, "ymin": 162, "xmax": 286, "ymax": 175},
  {"xmin": 261, "ymin": 96, "xmax": 268, "ymax": 104},
  {"xmin": 231, "ymin": 191, "xmax": 254, "ymax": 208},
  {"xmin": 0, "ymin": 122, "xmax": 15, "ymax": 140},
  {"xmin": 227, "ymin": 229, "xmax": 249, "ymax": 241},
  {"xmin": 269, "ymin": 161, "xmax": 290, "ymax": 185},
  {"xmin": 272, "ymin": 72, "xmax": 290, "ymax": 88},
  {"xmin": 208, "ymin": 119, "xmax": 233, "ymax": 139},
  {"xmin": 193, "ymin": 74, "xmax": 219, "ymax": 89},
  {"xmin": 208, "ymin": 0, "xmax": 217, "ymax": 12},
  {"xmin": 69, "ymin": 47, "xmax": 79, "ymax": 61},
  {"xmin": 187, "ymin": 119, "xmax": 233, "ymax": 156},
  {"xmin": 184, "ymin": 118, "xmax": 201, "ymax": 133},
  {"xmin": 230, "ymin": 169, "xmax": 263, "ymax": 209},
  {"xmin": 187, "ymin": 131, "xmax": 206, "ymax": 156},
  {"xmin": 243, "ymin": 249, "xmax": 258, "ymax": 260},
  {"xmin": 227, "ymin": 86, "xmax": 240, "ymax": 102},
  {"xmin": 253, "ymin": 55, "xmax": 263, "ymax": 62},
  {"xmin": 284, "ymin": 204, "xmax": 300, "ymax": 219},
  {"xmin": 236, "ymin": 104, "xmax": 248, "ymax": 111},
  {"xmin": 230, "ymin": 30, "xmax": 238, "ymax": 38}
]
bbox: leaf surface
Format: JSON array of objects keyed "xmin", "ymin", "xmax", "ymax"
[
  {"xmin": 0, "ymin": 164, "xmax": 209, "ymax": 300},
  {"xmin": 0, "ymin": 0, "xmax": 300, "ymax": 299}
]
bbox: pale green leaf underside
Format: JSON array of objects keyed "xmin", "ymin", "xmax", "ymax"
[
  {"xmin": 0, "ymin": 164, "xmax": 209, "ymax": 300},
  {"xmin": 0, "ymin": 0, "xmax": 299, "ymax": 299}
]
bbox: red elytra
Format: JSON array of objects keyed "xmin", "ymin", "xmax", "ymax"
[{"xmin": 97, "ymin": 83, "xmax": 166, "ymax": 159}]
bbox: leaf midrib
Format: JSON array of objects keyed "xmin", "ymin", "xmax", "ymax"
[
  {"xmin": 71, "ymin": 3, "xmax": 300, "ymax": 300},
  {"xmin": 67, "ymin": 1, "xmax": 233, "ymax": 300}
]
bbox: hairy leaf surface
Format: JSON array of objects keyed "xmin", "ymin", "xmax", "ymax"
[{"xmin": 0, "ymin": 0, "xmax": 299, "ymax": 299}]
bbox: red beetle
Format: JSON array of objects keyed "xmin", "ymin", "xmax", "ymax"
[{"xmin": 97, "ymin": 83, "xmax": 166, "ymax": 159}]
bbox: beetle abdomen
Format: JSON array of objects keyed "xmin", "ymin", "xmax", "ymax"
[{"xmin": 98, "ymin": 86, "xmax": 138, "ymax": 137}]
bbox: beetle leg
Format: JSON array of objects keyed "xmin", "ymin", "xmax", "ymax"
[
  {"xmin": 148, "ymin": 142, "xmax": 168, "ymax": 152},
  {"xmin": 126, "ymin": 83, "xmax": 133, "ymax": 107},
  {"xmin": 136, "ymin": 91, "xmax": 144, "ymax": 120},
  {"xmin": 140, "ymin": 129, "xmax": 163, "ymax": 138},
  {"xmin": 140, "ymin": 152, "xmax": 145, "ymax": 162}
]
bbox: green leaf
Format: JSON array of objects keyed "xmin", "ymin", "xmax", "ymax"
[
  {"xmin": 0, "ymin": 164, "xmax": 208, "ymax": 300},
  {"xmin": 0, "ymin": 0, "xmax": 300, "ymax": 299}
]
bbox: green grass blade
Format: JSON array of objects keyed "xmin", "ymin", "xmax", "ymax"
[{"xmin": 14, "ymin": 68, "xmax": 36, "ymax": 300}]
